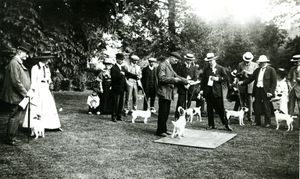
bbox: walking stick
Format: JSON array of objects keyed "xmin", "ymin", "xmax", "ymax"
[{"xmin": 27, "ymin": 97, "xmax": 30, "ymax": 143}]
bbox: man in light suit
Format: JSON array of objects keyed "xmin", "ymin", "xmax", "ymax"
[
  {"xmin": 156, "ymin": 52, "xmax": 188, "ymax": 137},
  {"xmin": 236, "ymin": 52, "xmax": 258, "ymax": 122},
  {"xmin": 1, "ymin": 42, "xmax": 33, "ymax": 145},
  {"xmin": 200, "ymin": 53, "xmax": 232, "ymax": 131},
  {"xmin": 239, "ymin": 55, "xmax": 277, "ymax": 127}
]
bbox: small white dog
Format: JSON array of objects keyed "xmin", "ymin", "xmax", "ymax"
[
  {"xmin": 186, "ymin": 106, "xmax": 202, "ymax": 123},
  {"xmin": 274, "ymin": 110, "xmax": 296, "ymax": 131},
  {"xmin": 31, "ymin": 115, "xmax": 45, "ymax": 139},
  {"xmin": 171, "ymin": 106, "xmax": 187, "ymax": 139},
  {"xmin": 226, "ymin": 107, "xmax": 249, "ymax": 126},
  {"xmin": 131, "ymin": 107, "xmax": 156, "ymax": 124}
]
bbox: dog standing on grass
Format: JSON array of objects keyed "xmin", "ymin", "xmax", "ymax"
[
  {"xmin": 171, "ymin": 106, "xmax": 187, "ymax": 139},
  {"xmin": 186, "ymin": 106, "xmax": 202, "ymax": 123},
  {"xmin": 131, "ymin": 107, "xmax": 156, "ymax": 124},
  {"xmin": 31, "ymin": 114, "xmax": 45, "ymax": 139},
  {"xmin": 274, "ymin": 110, "xmax": 296, "ymax": 131},
  {"xmin": 225, "ymin": 107, "xmax": 248, "ymax": 126}
]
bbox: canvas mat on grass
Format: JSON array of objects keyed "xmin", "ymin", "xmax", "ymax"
[{"xmin": 154, "ymin": 129, "xmax": 237, "ymax": 149}]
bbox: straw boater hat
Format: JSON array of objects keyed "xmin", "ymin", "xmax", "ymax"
[
  {"xmin": 290, "ymin": 54, "xmax": 300, "ymax": 62},
  {"xmin": 103, "ymin": 58, "xmax": 114, "ymax": 64},
  {"xmin": 35, "ymin": 51, "xmax": 55, "ymax": 60},
  {"xmin": 184, "ymin": 53, "xmax": 196, "ymax": 60},
  {"xmin": 242, "ymin": 52, "xmax": 254, "ymax": 62},
  {"xmin": 130, "ymin": 55, "xmax": 140, "ymax": 61},
  {"xmin": 148, "ymin": 57, "xmax": 157, "ymax": 62},
  {"xmin": 256, "ymin": 55, "xmax": 269, "ymax": 63},
  {"xmin": 204, "ymin": 53, "xmax": 218, "ymax": 61}
]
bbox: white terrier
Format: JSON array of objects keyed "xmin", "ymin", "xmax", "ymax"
[
  {"xmin": 171, "ymin": 106, "xmax": 187, "ymax": 139},
  {"xmin": 186, "ymin": 106, "xmax": 202, "ymax": 123},
  {"xmin": 226, "ymin": 107, "xmax": 249, "ymax": 126},
  {"xmin": 131, "ymin": 107, "xmax": 156, "ymax": 124},
  {"xmin": 274, "ymin": 110, "xmax": 296, "ymax": 131},
  {"xmin": 31, "ymin": 115, "xmax": 45, "ymax": 139}
]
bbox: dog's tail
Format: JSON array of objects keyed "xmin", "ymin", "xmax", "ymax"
[
  {"xmin": 171, "ymin": 121, "xmax": 176, "ymax": 126},
  {"xmin": 291, "ymin": 116, "xmax": 297, "ymax": 119}
]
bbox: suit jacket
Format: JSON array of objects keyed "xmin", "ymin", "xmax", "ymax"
[
  {"xmin": 157, "ymin": 59, "xmax": 185, "ymax": 100},
  {"xmin": 201, "ymin": 64, "xmax": 229, "ymax": 98},
  {"xmin": 0, "ymin": 57, "xmax": 31, "ymax": 104},
  {"xmin": 287, "ymin": 66, "xmax": 300, "ymax": 98},
  {"xmin": 243, "ymin": 65, "xmax": 277, "ymax": 97},
  {"xmin": 110, "ymin": 64, "xmax": 138, "ymax": 94},
  {"xmin": 237, "ymin": 61, "xmax": 258, "ymax": 94},
  {"xmin": 174, "ymin": 62, "xmax": 198, "ymax": 95},
  {"xmin": 141, "ymin": 66, "xmax": 158, "ymax": 96}
]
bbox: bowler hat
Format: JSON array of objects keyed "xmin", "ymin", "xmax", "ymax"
[
  {"xmin": 256, "ymin": 55, "xmax": 269, "ymax": 63},
  {"xmin": 169, "ymin": 52, "xmax": 181, "ymax": 60},
  {"xmin": 204, "ymin": 53, "xmax": 218, "ymax": 61},
  {"xmin": 290, "ymin": 54, "xmax": 300, "ymax": 62},
  {"xmin": 116, "ymin": 53, "xmax": 124, "ymax": 60},
  {"xmin": 184, "ymin": 53, "xmax": 195, "ymax": 60},
  {"xmin": 17, "ymin": 41, "xmax": 33, "ymax": 53},
  {"xmin": 34, "ymin": 51, "xmax": 55, "ymax": 59},
  {"xmin": 242, "ymin": 52, "xmax": 254, "ymax": 62}
]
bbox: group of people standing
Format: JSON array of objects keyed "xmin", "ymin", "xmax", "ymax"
[{"xmin": 1, "ymin": 42, "xmax": 62, "ymax": 145}]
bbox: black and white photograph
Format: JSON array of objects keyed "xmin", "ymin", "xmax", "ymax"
[{"xmin": 0, "ymin": 0, "xmax": 299, "ymax": 178}]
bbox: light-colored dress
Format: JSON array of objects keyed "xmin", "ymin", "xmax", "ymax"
[{"xmin": 23, "ymin": 62, "xmax": 61, "ymax": 129}]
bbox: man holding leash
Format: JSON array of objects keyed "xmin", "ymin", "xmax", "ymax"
[
  {"xmin": 1, "ymin": 42, "xmax": 33, "ymax": 145},
  {"xmin": 236, "ymin": 52, "xmax": 258, "ymax": 122}
]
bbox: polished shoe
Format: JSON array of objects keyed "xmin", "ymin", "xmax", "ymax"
[
  {"xmin": 265, "ymin": 124, "xmax": 271, "ymax": 128},
  {"xmin": 156, "ymin": 133, "xmax": 168, "ymax": 137},
  {"xmin": 111, "ymin": 119, "xmax": 117, "ymax": 122},
  {"xmin": 5, "ymin": 139, "xmax": 19, "ymax": 146},
  {"xmin": 225, "ymin": 125, "xmax": 233, "ymax": 131},
  {"xmin": 117, "ymin": 118, "xmax": 123, "ymax": 121},
  {"xmin": 166, "ymin": 132, "xmax": 172, "ymax": 135}
]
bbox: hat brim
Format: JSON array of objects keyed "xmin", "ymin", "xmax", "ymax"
[
  {"xmin": 204, "ymin": 56, "xmax": 218, "ymax": 61},
  {"xmin": 184, "ymin": 56, "xmax": 195, "ymax": 60},
  {"xmin": 243, "ymin": 57, "xmax": 253, "ymax": 62},
  {"xmin": 291, "ymin": 59, "xmax": 300, "ymax": 62},
  {"xmin": 256, "ymin": 60, "xmax": 269, "ymax": 63},
  {"xmin": 34, "ymin": 55, "xmax": 55, "ymax": 59}
]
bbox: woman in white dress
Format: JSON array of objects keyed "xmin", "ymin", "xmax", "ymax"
[{"xmin": 23, "ymin": 51, "xmax": 62, "ymax": 130}]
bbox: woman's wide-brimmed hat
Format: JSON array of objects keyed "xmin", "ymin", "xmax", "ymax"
[
  {"xmin": 290, "ymin": 54, "xmax": 300, "ymax": 62},
  {"xmin": 184, "ymin": 53, "xmax": 196, "ymax": 60},
  {"xmin": 242, "ymin": 52, "xmax": 254, "ymax": 62},
  {"xmin": 256, "ymin": 55, "xmax": 269, "ymax": 63},
  {"xmin": 35, "ymin": 51, "xmax": 55, "ymax": 59},
  {"xmin": 204, "ymin": 53, "xmax": 218, "ymax": 61}
]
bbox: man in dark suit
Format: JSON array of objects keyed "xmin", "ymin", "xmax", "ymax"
[
  {"xmin": 1, "ymin": 42, "xmax": 33, "ymax": 145},
  {"xmin": 110, "ymin": 53, "xmax": 138, "ymax": 122},
  {"xmin": 174, "ymin": 53, "xmax": 199, "ymax": 119},
  {"xmin": 287, "ymin": 54, "xmax": 300, "ymax": 115},
  {"xmin": 141, "ymin": 57, "xmax": 158, "ymax": 110},
  {"xmin": 239, "ymin": 55, "xmax": 277, "ymax": 127},
  {"xmin": 200, "ymin": 53, "xmax": 232, "ymax": 131},
  {"xmin": 156, "ymin": 52, "xmax": 188, "ymax": 137}
]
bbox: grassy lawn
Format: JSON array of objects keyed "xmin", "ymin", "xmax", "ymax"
[{"xmin": 0, "ymin": 91, "xmax": 299, "ymax": 178}]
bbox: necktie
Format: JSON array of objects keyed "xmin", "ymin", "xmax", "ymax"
[{"xmin": 43, "ymin": 66, "xmax": 46, "ymax": 78}]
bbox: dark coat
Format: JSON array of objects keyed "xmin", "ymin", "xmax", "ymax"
[
  {"xmin": 110, "ymin": 64, "xmax": 138, "ymax": 94},
  {"xmin": 141, "ymin": 66, "xmax": 158, "ymax": 96},
  {"xmin": 201, "ymin": 64, "xmax": 229, "ymax": 98},
  {"xmin": 242, "ymin": 65, "xmax": 277, "ymax": 97},
  {"xmin": 0, "ymin": 57, "xmax": 31, "ymax": 104},
  {"xmin": 174, "ymin": 62, "xmax": 199, "ymax": 95}
]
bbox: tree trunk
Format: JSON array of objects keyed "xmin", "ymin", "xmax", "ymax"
[{"xmin": 168, "ymin": 0, "xmax": 176, "ymax": 52}]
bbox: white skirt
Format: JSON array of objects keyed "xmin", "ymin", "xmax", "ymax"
[{"xmin": 23, "ymin": 83, "xmax": 61, "ymax": 129}]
